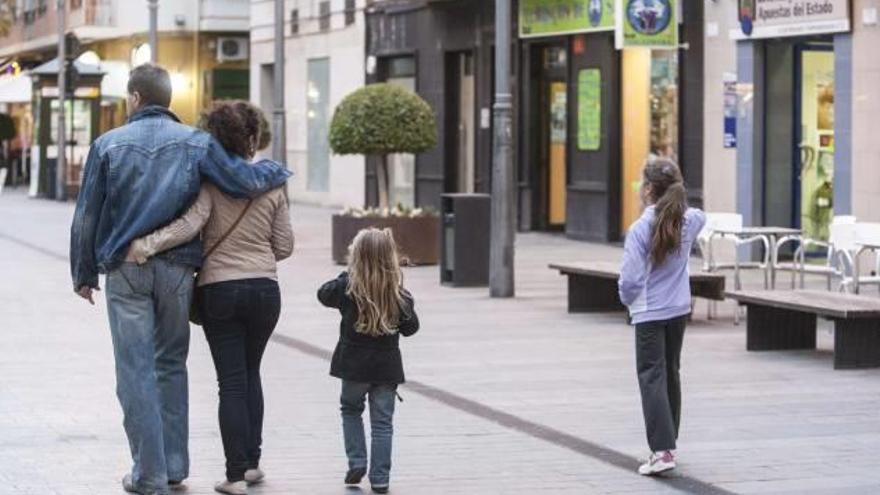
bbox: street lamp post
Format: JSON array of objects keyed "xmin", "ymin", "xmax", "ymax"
[
  {"xmin": 148, "ymin": 0, "xmax": 158, "ymax": 63},
  {"xmin": 272, "ymin": 0, "xmax": 287, "ymax": 168},
  {"xmin": 55, "ymin": 0, "xmax": 67, "ymax": 201},
  {"xmin": 490, "ymin": 0, "xmax": 515, "ymax": 297}
]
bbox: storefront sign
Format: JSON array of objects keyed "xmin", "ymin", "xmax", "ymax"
[
  {"xmin": 577, "ymin": 69, "xmax": 601, "ymax": 151},
  {"xmin": 520, "ymin": 0, "xmax": 615, "ymax": 38},
  {"xmin": 734, "ymin": 0, "xmax": 850, "ymax": 39},
  {"xmin": 723, "ymin": 72, "xmax": 737, "ymax": 148},
  {"xmin": 615, "ymin": 0, "xmax": 679, "ymax": 49}
]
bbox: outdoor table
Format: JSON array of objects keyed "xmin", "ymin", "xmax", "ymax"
[
  {"xmin": 711, "ymin": 226, "xmax": 801, "ymax": 289},
  {"xmin": 854, "ymin": 242, "xmax": 880, "ymax": 294}
]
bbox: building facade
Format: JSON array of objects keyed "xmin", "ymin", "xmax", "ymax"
[
  {"xmin": 0, "ymin": 0, "xmax": 252, "ymax": 197},
  {"xmin": 365, "ymin": 0, "xmax": 704, "ymax": 242},
  {"xmin": 517, "ymin": 0, "xmax": 704, "ymax": 242},
  {"xmin": 251, "ymin": 0, "xmax": 367, "ymax": 209},
  {"xmin": 704, "ymin": 0, "xmax": 880, "ymax": 241},
  {"xmin": 364, "ymin": 0, "xmax": 496, "ymax": 211}
]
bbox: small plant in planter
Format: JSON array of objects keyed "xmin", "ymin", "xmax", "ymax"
[{"xmin": 329, "ymin": 83, "xmax": 441, "ymax": 265}]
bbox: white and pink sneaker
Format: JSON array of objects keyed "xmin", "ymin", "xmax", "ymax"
[{"xmin": 638, "ymin": 450, "xmax": 676, "ymax": 476}]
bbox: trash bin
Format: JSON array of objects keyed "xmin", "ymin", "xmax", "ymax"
[{"xmin": 440, "ymin": 193, "xmax": 491, "ymax": 287}]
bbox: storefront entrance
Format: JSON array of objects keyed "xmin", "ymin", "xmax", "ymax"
[
  {"xmin": 528, "ymin": 44, "xmax": 569, "ymax": 230},
  {"xmin": 620, "ymin": 49, "xmax": 680, "ymax": 231},
  {"xmin": 763, "ymin": 38, "xmax": 835, "ymax": 245}
]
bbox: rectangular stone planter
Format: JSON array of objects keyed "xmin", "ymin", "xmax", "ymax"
[{"xmin": 332, "ymin": 214, "xmax": 441, "ymax": 266}]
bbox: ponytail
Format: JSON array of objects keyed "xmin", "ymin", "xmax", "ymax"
[{"xmin": 643, "ymin": 158, "xmax": 687, "ymax": 266}]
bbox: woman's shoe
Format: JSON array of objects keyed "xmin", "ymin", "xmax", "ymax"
[
  {"xmin": 638, "ymin": 450, "xmax": 676, "ymax": 476},
  {"xmin": 244, "ymin": 468, "xmax": 265, "ymax": 485},
  {"xmin": 345, "ymin": 467, "xmax": 366, "ymax": 485},
  {"xmin": 214, "ymin": 480, "xmax": 247, "ymax": 495}
]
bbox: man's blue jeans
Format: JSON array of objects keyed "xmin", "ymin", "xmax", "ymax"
[
  {"xmin": 106, "ymin": 260, "xmax": 193, "ymax": 495},
  {"xmin": 340, "ymin": 381, "xmax": 397, "ymax": 487}
]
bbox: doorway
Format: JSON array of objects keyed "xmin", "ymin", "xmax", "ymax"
[
  {"xmin": 445, "ymin": 51, "xmax": 476, "ymax": 194},
  {"xmin": 383, "ymin": 56, "xmax": 418, "ymax": 208},
  {"xmin": 763, "ymin": 38, "xmax": 835, "ymax": 246},
  {"xmin": 532, "ymin": 44, "xmax": 568, "ymax": 229}
]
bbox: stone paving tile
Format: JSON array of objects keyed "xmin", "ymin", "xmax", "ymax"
[{"xmin": 1, "ymin": 191, "xmax": 880, "ymax": 494}]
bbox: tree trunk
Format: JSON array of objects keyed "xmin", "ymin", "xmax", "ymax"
[{"xmin": 376, "ymin": 154, "xmax": 390, "ymax": 209}]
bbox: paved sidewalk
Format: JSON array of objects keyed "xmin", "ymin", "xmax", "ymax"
[{"xmin": 1, "ymin": 190, "xmax": 879, "ymax": 494}]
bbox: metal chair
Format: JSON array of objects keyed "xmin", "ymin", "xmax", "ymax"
[
  {"xmin": 698, "ymin": 213, "xmax": 770, "ymax": 291},
  {"xmin": 772, "ymin": 215, "xmax": 856, "ymax": 290},
  {"xmin": 697, "ymin": 213, "xmax": 770, "ymax": 323},
  {"xmin": 846, "ymin": 222, "xmax": 880, "ymax": 294}
]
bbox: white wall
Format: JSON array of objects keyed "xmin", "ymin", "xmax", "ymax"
[
  {"xmin": 251, "ymin": 0, "xmax": 366, "ymax": 209},
  {"xmin": 702, "ymin": 0, "xmax": 739, "ymax": 214},
  {"xmin": 110, "ymin": 0, "xmax": 248, "ymax": 35},
  {"xmin": 850, "ymin": 0, "xmax": 880, "ymax": 221}
]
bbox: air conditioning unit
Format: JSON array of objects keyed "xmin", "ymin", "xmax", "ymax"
[{"xmin": 216, "ymin": 37, "xmax": 249, "ymax": 62}]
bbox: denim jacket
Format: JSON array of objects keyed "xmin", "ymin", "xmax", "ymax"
[{"xmin": 70, "ymin": 105, "xmax": 291, "ymax": 291}]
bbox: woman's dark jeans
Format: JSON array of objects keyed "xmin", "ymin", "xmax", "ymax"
[{"xmin": 200, "ymin": 278, "xmax": 281, "ymax": 482}]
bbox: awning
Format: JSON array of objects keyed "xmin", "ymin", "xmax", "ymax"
[
  {"xmin": 0, "ymin": 74, "xmax": 32, "ymax": 103},
  {"xmin": 30, "ymin": 57, "xmax": 105, "ymax": 77}
]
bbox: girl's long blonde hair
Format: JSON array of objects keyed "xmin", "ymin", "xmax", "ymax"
[{"xmin": 347, "ymin": 228, "xmax": 407, "ymax": 337}]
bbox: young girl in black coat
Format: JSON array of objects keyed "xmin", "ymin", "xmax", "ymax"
[{"xmin": 318, "ymin": 228, "xmax": 419, "ymax": 494}]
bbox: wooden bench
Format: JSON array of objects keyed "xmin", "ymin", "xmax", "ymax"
[
  {"xmin": 548, "ymin": 261, "xmax": 726, "ymax": 314},
  {"xmin": 726, "ymin": 290, "xmax": 880, "ymax": 369}
]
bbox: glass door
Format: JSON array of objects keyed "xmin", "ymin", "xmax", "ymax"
[
  {"xmin": 548, "ymin": 81, "xmax": 568, "ymax": 226},
  {"xmin": 797, "ymin": 46, "xmax": 835, "ymax": 244}
]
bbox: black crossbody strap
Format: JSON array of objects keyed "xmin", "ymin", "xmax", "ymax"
[{"xmin": 204, "ymin": 199, "xmax": 254, "ymax": 260}]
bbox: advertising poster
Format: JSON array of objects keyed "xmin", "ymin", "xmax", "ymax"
[
  {"xmin": 615, "ymin": 0, "xmax": 678, "ymax": 49},
  {"xmin": 577, "ymin": 69, "xmax": 601, "ymax": 151},
  {"xmin": 520, "ymin": 0, "xmax": 615, "ymax": 38},
  {"xmin": 723, "ymin": 72, "xmax": 737, "ymax": 148},
  {"xmin": 735, "ymin": 0, "xmax": 850, "ymax": 39}
]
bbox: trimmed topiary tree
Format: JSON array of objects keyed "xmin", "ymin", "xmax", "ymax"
[{"xmin": 329, "ymin": 83, "xmax": 437, "ymax": 209}]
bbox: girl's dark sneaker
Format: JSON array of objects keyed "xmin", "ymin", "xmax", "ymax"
[
  {"xmin": 345, "ymin": 467, "xmax": 367, "ymax": 485},
  {"xmin": 371, "ymin": 485, "xmax": 389, "ymax": 494}
]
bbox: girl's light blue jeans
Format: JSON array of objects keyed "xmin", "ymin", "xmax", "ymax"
[{"xmin": 340, "ymin": 380, "xmax": 397, "ymax": 487}]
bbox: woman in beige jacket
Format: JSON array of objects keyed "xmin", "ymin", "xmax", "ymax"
[{"xmin": 128, "ymin": 101, "xmax": 293, "ymax": 495}]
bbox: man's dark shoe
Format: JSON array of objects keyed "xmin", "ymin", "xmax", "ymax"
[
  {"xmin": 344, "ymin": 467, "xmax": 367, "ymax": 485},
  {"xmin": 122, "ymin": 474, "xmax": 139, "ymax": 493},
  {"xmin": 371, "ymin": 485, "xmax": 389, "ymax": 494}
]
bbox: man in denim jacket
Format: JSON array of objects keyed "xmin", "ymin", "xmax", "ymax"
[{"xmin": 69, "ymin": 64, "xmax": 290, "ymax": 495}]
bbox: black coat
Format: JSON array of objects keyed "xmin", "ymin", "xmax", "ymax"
[{"xmin": 317, "ymin": 272, "xmax": 419, "ymax": 384}]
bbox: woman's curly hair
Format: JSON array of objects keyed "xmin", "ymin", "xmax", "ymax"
[{"xmin": 198, "ymin": 100, "xmax": 265, "ymax": 159}]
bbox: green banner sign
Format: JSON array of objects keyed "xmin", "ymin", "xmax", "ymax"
[
  {"xmin": 520, "ymin": 0, "xmax": 615, "ymax": 38},
  {"xmin": 577, "ymin": 69, "xmax": 601, "ymax": 151},
  {"xmin": 615, "ymin": 0, "xmax": 678, "ymax": 49}
]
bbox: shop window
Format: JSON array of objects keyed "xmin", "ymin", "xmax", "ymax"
[
  {"xmin": 319, "ymin": 1, "xmax": 330, "ymax": 31},
  {"xmin": 38, "ymin": 0, "xmax": 46, "ymax": 15},
  {"xmin": 649, "ymin": 50, "xmax": 679, "ymax": 162},
  {"xmin": 344, "ymin": 0, "xmax": 356, "ymax": 26},
  {"xmin": 71, "ymin": 0, "xmax": 82, "ymax": 9},
  {"xmin": 307, "ymin": 58, "xmax": 331, "ymax": 192},
  {"xmin": 211, "ymin": 69, "xmax": 249, "ymax": 101},
  {"xmin": 290, "ymin": 9, "xmax": 299, "ymax": 35}
]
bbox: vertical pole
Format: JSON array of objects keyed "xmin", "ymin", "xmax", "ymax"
[
  {"xmin": 490, "ymin": 0, "xmax": 515, "ymax": 297},
  {"xmin": 148, "ymin": 0, "xmax": 159, "ymax": 63},
  {"xmin": 272, "ymin": 0, "xmax": 287, "ymax": 169},
  {"xmin": 55, "ymin": 0, "xmax": 66, "ymax": 201}
]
